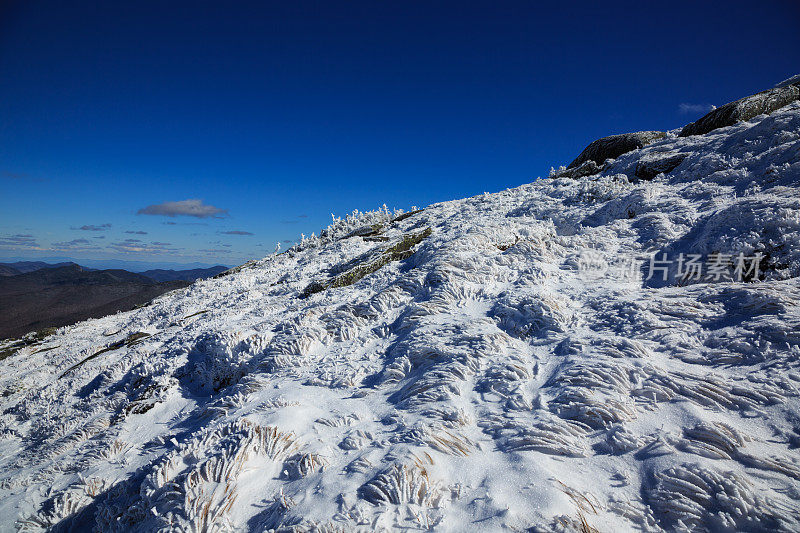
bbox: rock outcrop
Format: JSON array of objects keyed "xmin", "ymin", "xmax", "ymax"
[
  {"xmin": 550, "ymin": 160, "xmax": 603, "ymax": 180},
  {"xmin": 634, "ymin": 153, "xmax": 687, "ymax": 180},
  {"xmin": 568, "ymin": 131, "xmax": 666, "ymax": 169},
  {"xmin": 680, "ymin": 84, "xmax": 800, "ymax": 137}
]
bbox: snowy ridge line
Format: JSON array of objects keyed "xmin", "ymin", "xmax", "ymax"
[{"xmin": 0, "ymin": 101, "xmax": 799, "ymax": 531}]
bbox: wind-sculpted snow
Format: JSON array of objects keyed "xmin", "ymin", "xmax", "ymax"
[{"xmin": 1, "ymin": 103, "xmax": 800, "ymax": 532}]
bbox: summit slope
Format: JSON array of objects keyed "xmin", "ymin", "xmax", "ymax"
[{"xmin": 1, "ymin": 100, "xmax": 800, "ymax": 531}]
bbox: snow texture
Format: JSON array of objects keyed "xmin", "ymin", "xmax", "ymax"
[{"xmin": 1, "ymin": 102, "xmax": 800, "ymax": 532}]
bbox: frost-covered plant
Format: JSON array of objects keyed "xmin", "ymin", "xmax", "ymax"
[
  {"xmin": 490, "ymin": 288, "xmax": 578, "ymax": 338},
  {"xmin": 578, "ymin": 173, "xmax": 630, "ymax": 203},
  {"xmin": 498, "ymin": 416, "xmax": 591, "ymax": 457},
  {"xmin": 17, "ymin": 488, "xmax": 92, "ymax": 532},
  {"xmin": 291, "ymin": 205, "xmax": 408, "ymax": 253},
  {"xmin": 359, "ymin": 459, "xmax": 443, "ymax": 507},
  {"xmin": 282, "ymin": 452, "xmax": 327, "ymax": 480},
  {"xmin": 648, "ymin": 463, "xmax": 793, "ymax": 531},
  {"xmin": 183, "ymin": 331, "xmax": 252, "ymax": 394}
]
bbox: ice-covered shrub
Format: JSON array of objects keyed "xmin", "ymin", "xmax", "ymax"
[
  {"xmin": 359, "ymin": 459, "xmax": 443, "ymax": 507},
  {"xmin": 182, "ymin": 331, "xmax": 253, "ymax": 394},
  {"xmin": 648, "ymin": 463, "xmax": 793, "ymax": 531},
  {"xmin": 490, "ymin": 288, "xmax": 578, "ymax": 339}
]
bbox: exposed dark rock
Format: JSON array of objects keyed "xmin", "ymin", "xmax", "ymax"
[
  {"xmin": 568, "ymin": 131, "xmax": 666, "ymax": 169},
  {"xmin": 550, "ymin": 160, "xmax": 604, "ymax": 180},
  {"xmin": 391, "ymin": 209, "xmax": 422, "ymax": 223},
  {"xmin": 345, "ymin": 223, "xmax": 385, "ymax": 239},
  {"xmin": 679, "ymin": 85, "xmax": 800, "ymax": 137},
  {"xmin": 634, "ymin": 153, "xmax": 687, "ymax": 181},
  {"xmin": 213, "ymin": 260, "xmax": 258, "ymax": 279},
  {"xmin": 59, "ymin": 331, "xmax": 151, "ymax": 378},
  {"xmin": 302, "ymin": 228, "xmax": 432, "ymax": 298}
]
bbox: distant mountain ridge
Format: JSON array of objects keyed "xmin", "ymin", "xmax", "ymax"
[
  {"xmin": 140, "ymin": 266, "xmax": 228, "ymax": 282},
  {"xmin": 0, "ymin": 265, "xmax": 192, "ymax": 340},
  {"xmin": 0, "ymin": 261, "xmax": 79, "ymax": 276},
  {"xmin": 0, "ymin": 263, "xmax": 229, "ymax": 339},
  {"xmin": 0, "ymin": 261, "xmax": 227, "ymax": 282},
  {"xmin": 0, "ymin": 265, "xmax": 21, "ymax": 277}
]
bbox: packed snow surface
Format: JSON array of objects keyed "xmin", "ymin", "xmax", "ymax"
[{"xmin": 1, "ymin": 103, "xmax": 800, "ymax": 532}]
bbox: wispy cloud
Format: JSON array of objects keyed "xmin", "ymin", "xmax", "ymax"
[
  {"xmin": 138, "ymin": 199, "xmax": 227, "ymax": 218},
  {"xmin": 1, "ymin": 171, "xmax": 45, "ymax": 182},
  {"xmin": 220, "ymin": 230, "xmax": 254, "ymax": 236},
  {"xmin": 108, "ymin": 239, "xmax": 180, "ymax": 254},
  {"xmin": 281, "ymin": 214, "xmax": 309, "ymax": 224},
  {"xmin": 125, "ymin": 230, "xmax": 148, "ymax": 235},
  {"xmin": 2, "ymin": 171, "xmax": 30, "ymax": 180},
  {"xmin": 73, "ymin": 223, "xmax": 112, "ymax": 231},
  {"xmin": 199, "ymin": 248, "xmax": 233, "ymax": 254},
  {"xmin": 0, "ymin": 234, "xmax": 40, "ymax": 249},
  {"xmin": 52, "ymin": 238, "xmax": 101, "ymax": 252},
  {"xmin": 679, "ymin": 103, "xmax": 715, "ymax": 114}
]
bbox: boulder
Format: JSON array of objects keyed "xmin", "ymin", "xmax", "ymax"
[
  {"xmin": 550, "ymin": 160, "xmax": 603, "ymax": 180},
  {"xmin": 679, "ymin": 84, "xmax": 800, "ymax": 137},
  {"xmin": 634, "ymin": 153, "xmax": 687, "ymax": 181},
  {"xmin": 568, "ymin": 131, "xmax": 666, "ymax": 169}
]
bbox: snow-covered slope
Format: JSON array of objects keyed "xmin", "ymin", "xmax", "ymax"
[{"xmin": 2, "ymin": 101, "xmax": 800, "ymax": 532}]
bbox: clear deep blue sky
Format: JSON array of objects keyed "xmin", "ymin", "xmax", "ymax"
[{"xmin": 1, "ymin": 1, "xmax": 799, "ymax": 269}]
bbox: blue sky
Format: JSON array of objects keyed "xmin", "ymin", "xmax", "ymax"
[{"xmin": 1, "ymin": 1, "xmax": 799, "ymax": 269}]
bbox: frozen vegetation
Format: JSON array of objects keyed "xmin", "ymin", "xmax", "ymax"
[{"xmin": 1, "ymin": 93, "xmax": 800, "ymax": 531}]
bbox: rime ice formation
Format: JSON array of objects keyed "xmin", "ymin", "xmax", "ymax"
[{"xmin": 1, "ymin": 99, "xmax": 800, "ymax": 532}]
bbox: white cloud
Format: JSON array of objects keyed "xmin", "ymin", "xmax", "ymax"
[
  {"xmin": 108, "ymin": 240, "xmax": 180, "ymax": 254},
  {"xmin": 75, "ymin": 223, "xmax": 112, "ymax": 231},
  {"xmin": 138, "ymin": 199, "xmax": 227, "ymax": 218},
  {"xmin": 679, "ymin": 103, "xmax": 715, "ymax": 114}
]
